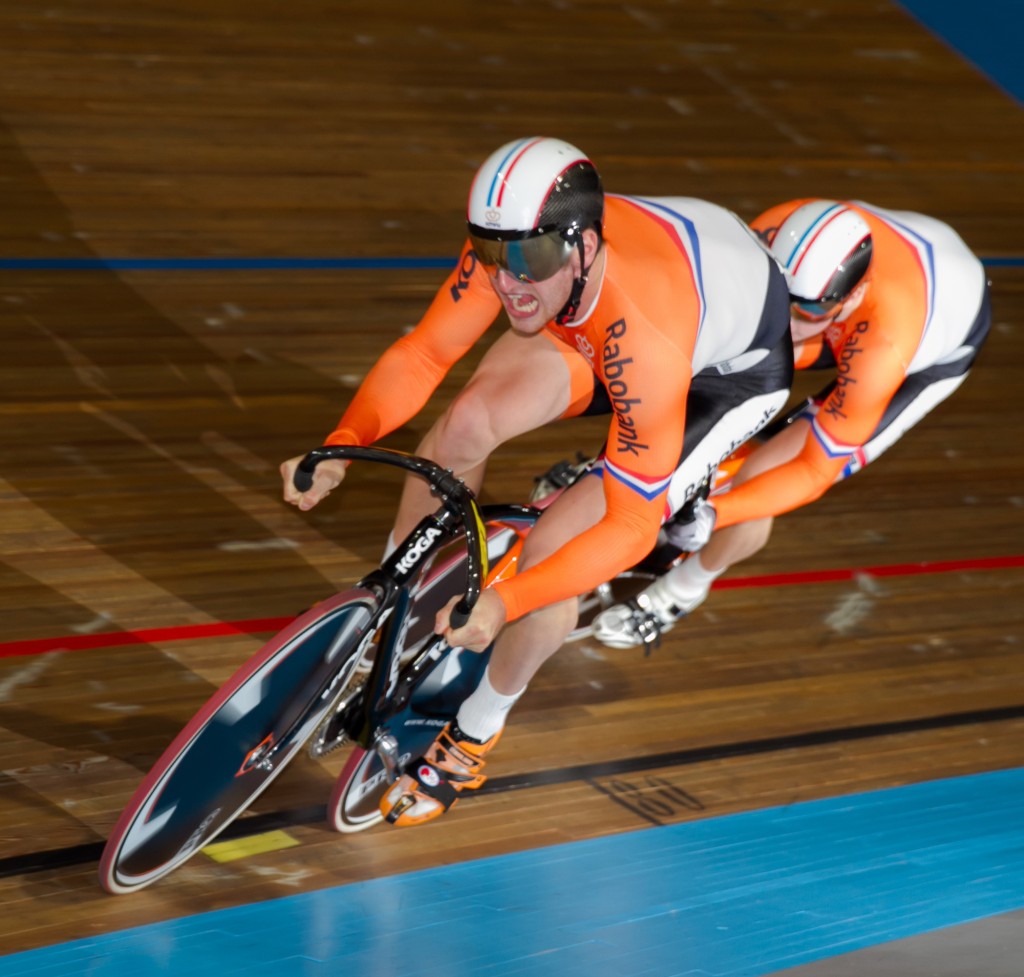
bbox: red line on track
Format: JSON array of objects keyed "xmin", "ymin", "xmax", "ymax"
[
  {"xmin": 0, "ymin": 617, "xmax": 295, "ymax": 659},
  {"xmin": 711, "ymin": 553, "xmax": 1024, "ymax": 590},
  {"xmin": 2, "ymin": 554, "xmax": 1022, "ymax": 660}
]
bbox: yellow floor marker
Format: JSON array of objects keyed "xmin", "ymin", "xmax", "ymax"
[{"xmin": 202, "ymin": 830, "xmax": 301, "ymax": 863}]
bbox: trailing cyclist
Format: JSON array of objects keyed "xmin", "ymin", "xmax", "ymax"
[
  {"xmin": 593, "ymin": 198, "xmax": 992, "ymax": 648},
  {"xmin": 280, "ymin": 137, "xmax": 795, "ymax": 825}
]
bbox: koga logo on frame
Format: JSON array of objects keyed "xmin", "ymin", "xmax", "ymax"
[{"xmin": 395, "ymin": 527, "xmax": 443, "ymax": 573}]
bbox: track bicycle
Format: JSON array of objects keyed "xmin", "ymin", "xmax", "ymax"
[
  {"xmin": 100, "ymin": 445, "xmax": 577, "ymax": 893},
  {"xmin": 100, "ymin": 406, "xmax": 801, "ymax": 893}
]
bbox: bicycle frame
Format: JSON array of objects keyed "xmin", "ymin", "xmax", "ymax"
[
  {"xmin": 313, "ymin": 501, "xmax": 540, "ymax": 759},
  {"xmin": 295, "ymin": 446, "xmax": 544, "ymax": 759},
  {"xmin": 298, "ymin": 444, "xmax": 492, "ymax": 621},
  {"xmin": 327, "ymin": 431, "xmax": 765, "ymax": 767}
]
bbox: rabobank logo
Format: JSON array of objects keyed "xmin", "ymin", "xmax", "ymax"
[{"xmin": 603, "ymin": 318, "xmax": 648, "ymax": 457}]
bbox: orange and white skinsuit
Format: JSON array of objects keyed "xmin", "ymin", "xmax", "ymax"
[
  {"xmin": 324, "ymin": 195, "xmax": 793, "ymax": 621},
  {"xmin": 712, "ymin": 199, "xmax": 991, "ymax": 532}
]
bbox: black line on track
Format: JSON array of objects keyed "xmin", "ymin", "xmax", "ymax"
[{"xmin": 4, "ymin": 702, "xmax": 1024, "ymax": 880}]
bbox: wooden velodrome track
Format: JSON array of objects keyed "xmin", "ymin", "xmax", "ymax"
[{"xmin": 1, "ymin": 0, "xmax": 1022, "ymax": 959}]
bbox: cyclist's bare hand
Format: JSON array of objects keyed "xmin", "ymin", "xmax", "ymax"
[
  {"xmin": 437, "ymin": 590, "xmax": 507, "ymax": 652},
  {"xmin": 280, "ymin": 454, "xmax": 348, "ymax": 511}
]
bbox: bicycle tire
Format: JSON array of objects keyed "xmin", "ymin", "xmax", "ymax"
[
  {"xmin": 330, "ymin": 748, "xmax": 379, "ymax": 832},
  {"xmin": 99, "ymin": 586, "xmax": 380, "ymax": 894}
]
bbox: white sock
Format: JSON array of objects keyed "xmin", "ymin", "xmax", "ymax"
[
  {"xmin": 455, "ymin": 665, "xmax": 525, "ymax": 742},
  {"xmin": 382, "ymin": 530, "xmax": 398, "ymax": 560},
  {"xmin": 658, "ymin": 553, "xmax": 724, "ymax": 608}
]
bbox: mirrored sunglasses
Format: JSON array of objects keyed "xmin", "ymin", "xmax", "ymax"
[
  {"xmin": 468, "ymin": 227, "xmax": 575, "ymax": 283},
  {"xmin": 791, "ymin": 297, "xmax": 842, "ymax": 321}
]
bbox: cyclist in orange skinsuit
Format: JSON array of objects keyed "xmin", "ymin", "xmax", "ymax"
[
  {"xmin": 281, "ymin": 137, "xmax": 794, "ymax": 825},
  {"xmin": 593, "ymin": 198, "xmax": 991, "ymax": 649},
  {"xmin": 320, "ymin": 196, "xmax": 789, "ymax": 621}
]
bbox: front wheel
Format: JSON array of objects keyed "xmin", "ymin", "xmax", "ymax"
[{"xmin": 99, "ymin": 587, "xmax": 380, "ymax": 894}]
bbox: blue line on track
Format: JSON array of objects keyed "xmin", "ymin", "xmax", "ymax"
[
  {"xmin": 0, "ymin": 255, "xmax": 1020, "ymax": 271},
  {"xmin": 0, "ymin": 256, "xmax": 456, "ymax": 271}
]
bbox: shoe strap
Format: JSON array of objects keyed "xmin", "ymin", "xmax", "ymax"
[
  {"xmin": 403, "ymin": 757, "xmax": 463, "ymax": 807},
  {"xmin": 438, "ymin": 730, "xmax": 489, "ymax": 767}
]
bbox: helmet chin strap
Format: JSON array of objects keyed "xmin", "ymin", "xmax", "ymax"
[{"xmin": 554, "ymin": 236, "xmax": 596, "ymax": 325}]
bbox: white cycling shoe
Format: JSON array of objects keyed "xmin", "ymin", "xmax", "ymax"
[{"xmin": 592, "ymin": 577, "xmax": 709, "ymax": 650}]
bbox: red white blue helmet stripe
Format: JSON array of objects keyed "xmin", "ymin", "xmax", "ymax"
[
  {"xmin": 779, "ymin": 202, "xmax": 847, "ymax": 267},
  {"xmin": 774, "ymin": 201, "xmax": 871, "ymax": 302},
  {"xmin": 467, "ymin": 137, "xmax": 590, "ymax": 232},
  {"xmin": 481, "ymin": 137, "xmax": 544, "ymax": 210}
]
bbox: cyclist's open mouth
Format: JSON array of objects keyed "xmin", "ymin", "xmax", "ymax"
[{"xmin": 505, "ymin": 294, "xmax": 539, "ymax": 318}]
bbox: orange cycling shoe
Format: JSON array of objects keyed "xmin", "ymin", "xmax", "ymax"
[{"xmin": 380, "ymin": 723, "xmax": 501, "ymax": 827}]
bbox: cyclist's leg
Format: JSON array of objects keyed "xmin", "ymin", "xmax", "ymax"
[
  {"xmin": 389, "ymin": 329, "xmax": 595, "ymax": 544},
  {"xmin": 645, "ymin": 387, "xmax": 792, "ymax": 621},
  {"xmin": 378, "ymin": 471, "xmax": 607, "ymax": 827},
  {"xmin": 486, "ymin": 470, "xmax": 608, "ymax": 692},
  {"xmin": 331, "ymin": 623, "xmax": 510, "ymax": 832}
]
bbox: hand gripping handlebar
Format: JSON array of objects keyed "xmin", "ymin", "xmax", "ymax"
[{"xmin": 293, "ymin": 446, "xmax": 484, "ymax": 628}]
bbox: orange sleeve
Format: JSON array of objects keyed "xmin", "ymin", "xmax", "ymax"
[
  {"xmin": 714, "ymin": 208, "xmax": 930, "ymax": 528},
  {"xmin": 325, "ymin": 243, "xmax": 500, "ymax": 446},
  {"xmin": 495, "ymin": 302, "xmax": 694, "ymax": 622},
  {"xmin": 713, "ymin": 318, "xmax": 912, "ymax": 528},
  {"xmin": 494, "ymin": 460, "xmax": 673, "ymax": 622},
  {"xmin": 711, "ymin": 432, "xmax": 846, "ymax": 528}
]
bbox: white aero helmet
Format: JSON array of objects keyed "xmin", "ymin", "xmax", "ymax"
[
  {"xmin": 466, "ymin": 137, "xmax": 603, "ymax": 290},
  {"xmin": 770, "ymin": 200, "xmax": 873, "ymax": 305}
]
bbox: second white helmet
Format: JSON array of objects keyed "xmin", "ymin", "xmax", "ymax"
[{"xmin": 769, "ymin": 200, "xmax": 873, "ymax": 302}]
